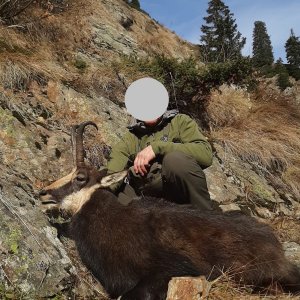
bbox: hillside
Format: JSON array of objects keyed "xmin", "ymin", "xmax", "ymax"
[{"xmin": 0, "ymin": 0, "xmax": 300, "ymax": 299}]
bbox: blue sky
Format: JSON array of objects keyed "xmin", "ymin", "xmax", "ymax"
[{"xmin": 139, "ymin": 0, "xmax": 300, "ymax": 62}]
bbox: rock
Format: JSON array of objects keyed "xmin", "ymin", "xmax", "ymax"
[
  {"xmin": 283, "ymin": 242, "xmax": 300, "ymax": 268},
  {"xmin": 0, "ymin": 188, "xmax": 74, "ymax": 298},
  {"xmin": 166, "ymin": 276, "xmax": 211, "ymax": 300},
  {"xmin": 276, "ymin": 203, "xmax": 294, "ymax": 216},
  {"xmin": 120, "ymin": 16, "xmax": 134, "ymax": 30},
  {"xmin": 205, "ymin": 156, "xmax": 243, "ymax": 205},
  {"xmin": 219, "ymin": 203, "xmax": 241, "ymax": 213},
  {"xmin": 212, "ymin": 143, "xmax": 284, "ymax": 211},
  {"xmin": 92, "ymin": 22, "xmax": 140, "ymax": 56},
  {"xmin": 255, "ymin": 206, "xmax": 274, "ymax": 219}
]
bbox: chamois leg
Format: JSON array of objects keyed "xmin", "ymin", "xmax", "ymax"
[
  {"xmin": 279, "ymin": 264, "xmax": 300, "ymax": 294},
  {"xmin": 121, "ymin": 254, "xmax": 202, "ymax": 300},
  {"xmin": 120, "ymin": 273, "xmax": 170, "ymax": 300}
]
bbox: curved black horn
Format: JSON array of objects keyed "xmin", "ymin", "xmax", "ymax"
[{"xmin": 72, "ymin": 121, "xmax": 98, "ymax": 166}]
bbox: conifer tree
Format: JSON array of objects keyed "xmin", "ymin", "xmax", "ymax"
[
  {"xmin": 200, "ymin": 0, "xmax": 246, "ymax": 63},
  {"xmin": 252, "ymin": 21, "xmax": 274, "ymax": 67},
  {"xmin": 274, "ymin": 58, "xmax": 292, "ymax": 91},
  {"xmin": 129, "ymin": 0, "xmax": 140, "ymax": 10},
  {"xmin": 285, "ymin": 29, "xmax": 300, "ymax": 68}
]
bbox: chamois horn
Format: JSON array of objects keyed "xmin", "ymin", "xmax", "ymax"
[{"xmin": 71, "ymin": 121, "xmax": 98, "ymax": 166}]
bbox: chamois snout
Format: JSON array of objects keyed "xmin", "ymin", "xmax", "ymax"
[{"xmin": 39, "ymin": 166, "xmax": 103, "ymax": 215}]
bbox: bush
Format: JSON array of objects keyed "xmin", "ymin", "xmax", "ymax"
[
  {"xmin": 277, "ymin": 71, "xmax": 292, "ymax": 91},
  {"xmin": 274, "ymin": 60, "xmax": 292, "ymax": 91},
  {"xmin": 118, "ymin": 55, "xmax": 255, "ymax": 123},
  {"xmin": 119, "ymin": 55, "xmax": 203, "ymax": 113},
  {"xmin": 255, "ymin": 61, "xmax": 293, "ymax": 90},
  {"xmin": 286, "ymin": 64, "xmax": 300, "ymax": 81},
  {"xmin": 74, "ymin": 58, "xmax": 88, "ymax": 72},
  {"xmin": 129, "ymin": 0, "xmax": 141, "ymax": 10},
  {"xmin": 201, "ymin": 57, "xmax": 254, "ymax": 89}
]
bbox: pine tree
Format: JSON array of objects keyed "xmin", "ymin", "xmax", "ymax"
[
  {"xmin": 200, "ymin": 0, "xmax": 246, "ymax": 63},
  {"xmin": 274, "ymin": 58, "xmax": 292, "ymax": 91},
  {"xmin": 285, "ymin": 29, "xmax": 300, "ymax": 68},
  {"xmin": 129, "ymin": 0, "xmax": 140, "ymax": 10},
  {"xmin": 252, "ymin": 21, "xmax": 274, "ymax": 67}
]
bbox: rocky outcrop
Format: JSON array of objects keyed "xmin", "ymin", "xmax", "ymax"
[
  {"xmin": 0, "ymin": 164, "xmax": 74, "ymax": 298},
  {"xmin": 205, "ymin": 143, "xmax": 300, "ymax": 217},
  {"xmin": 0, "ymin": 78, "xmax": 128, "ymax": 297}
]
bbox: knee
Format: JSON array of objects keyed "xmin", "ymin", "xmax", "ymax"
[{"xmin": 162, "ymin": 151, "xmax": 199, "ymax": 176}]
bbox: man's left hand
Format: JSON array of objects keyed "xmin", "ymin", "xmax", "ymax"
[{"xmin": 134, "ymin": 145, "xmax": 156, "ymax": 176}]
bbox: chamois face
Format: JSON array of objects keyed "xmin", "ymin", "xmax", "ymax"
[
  {"xmin": 39, "ymin": 121, "xmax": 127, "ymax": 216},
  {"xmin": 39, "ymin": 165, "xmax": 99, "ymax": 216},
  {"xmin": 39, "ymin": 165, "xmax": 127, "ymax": 216}
]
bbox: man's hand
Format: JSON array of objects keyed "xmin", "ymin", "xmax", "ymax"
[{"xmin": 134, "ymin": 145, "xmax": 156, "ymax": 176}]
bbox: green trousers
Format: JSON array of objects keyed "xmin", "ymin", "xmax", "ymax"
[{"xmin": 118, "ymin": 151, "xmax": 212, "ymax": 210}]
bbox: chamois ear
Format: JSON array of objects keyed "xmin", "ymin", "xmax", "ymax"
[{"xmin": 100, "ymin": 170, "xmax": 128, "ymax": 188}]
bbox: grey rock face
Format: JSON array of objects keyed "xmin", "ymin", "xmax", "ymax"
[
  {"xmin": 0, "ymin": 177, "xmax": 74, "ymax": 298},
  {"xmin": 0, "ymin": 83, "xmax": 126, "ymax": 298},
  {"xmin": 283, "ymin": 242, "xmax": 300, "ymax": 268},
  {"xmin": 92, "ymin": 22, "xmax": 140, "ymax": 56}
]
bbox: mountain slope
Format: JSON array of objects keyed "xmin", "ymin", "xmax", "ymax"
[{"xmin": 0, "ymin": 0, "xmax": 299, "ymax": 298}]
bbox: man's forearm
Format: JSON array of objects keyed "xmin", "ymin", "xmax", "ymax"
[{"xmin": 151, "ymin": 140, "xmax": 213, "ymax": 168}]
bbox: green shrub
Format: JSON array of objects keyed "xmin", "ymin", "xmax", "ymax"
[
  {"xmin": 129, "ymin": 0, "xmax": 141, "ymax": 10},
  {"xmin": 74, "ymin": 58, "xmax": 87, "ymax": 72},
  {"xmin": 258, "ymin": 64, "xmax": 277, "ymax": 78},
  {"xmin": 286, "ymin": 64, "xmax": 300, "ymax": 81},
  {"xmin": 119, "ymin": 55, "xmax": 203, "ymax": 112},
  {"xmin": 277, "ymin": 71, "xmax": 293, "ymax": 91},
  {"xmin": 274, "ymin": 59, "xmax": 292, "ymax": 91},
  {"xmin": 255, "ymin": 60, "xmax": 294, "ymax": 90},
  {"xmin": 201, "ymin": 57, "xmax": 254, "ymax": 89},
  {"xmin": 119, "ymin": 55, "xmax": 255, "ymax": 121}
]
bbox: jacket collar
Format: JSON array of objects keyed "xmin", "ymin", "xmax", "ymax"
[{"xmin": 127, "ymin": 109, "xmax": 179, "ymax": 136}]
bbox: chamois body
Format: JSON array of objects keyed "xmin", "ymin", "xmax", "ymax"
[
  {"xmin": 71, "ymin": 189, "xmax": 300, "ymax": 299},
  {"xmin": 40, "ymin": 122, "xmax": 300, "ymax": 299}
]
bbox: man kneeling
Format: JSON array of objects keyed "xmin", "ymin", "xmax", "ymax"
[{"xmin": 107, "ymin": 108, "xmax": 213, "ymax": 210}]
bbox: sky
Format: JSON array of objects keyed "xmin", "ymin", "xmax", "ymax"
[{"xmin": 139, "ymin": 0, "xmax": 300, "ymax": 62}]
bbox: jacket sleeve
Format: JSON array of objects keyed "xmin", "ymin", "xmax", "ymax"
[
  {"xmin": 150, "ymin": 114, "xmax": 213, "ymax": 168},
  {"xmin": 106, "ymin": 133, "xmax": 133, "ymax": 194},
  {"xmin": 107, "ymin": 133, "xmax": 132, "ymax": 173}
]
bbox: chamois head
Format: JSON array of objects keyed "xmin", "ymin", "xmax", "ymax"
[{"xmin": 39, "ymin": 121, "xmax": 127, "ymax": 216}]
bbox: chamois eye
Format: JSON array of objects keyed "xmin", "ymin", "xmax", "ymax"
[{"xmin": 76, "ymin": 174, "xmax": 86, "ymax": 182}]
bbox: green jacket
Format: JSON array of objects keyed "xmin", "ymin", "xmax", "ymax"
[{"xmin": 107, "ymin": 110, "xmax": 213, "ymax": 175}]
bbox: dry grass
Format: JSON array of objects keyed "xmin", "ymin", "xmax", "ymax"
[
  {"xmin": 270, "ymin": 217, "xmax": 300, "ymax": 244},
  {"xmin": 207, "ymin": 84, "xmax": 252, "ymax": 129},
  {"xmin": 0, "ymin": 0, "xmax": 195, "ymax": 99},
  {"xmin": 134, "ymin": 15, "xmax": 195, "ymax": 59},
  {"xmin": 208, "ymin": 270, "xmax": 299, "ymax": 299},
  {"xmin": 0, "ymin": 60, "xmax": 32, "ymax": 89},
  {"xmin": 0, "ymin": 0, "xmax": 89, "ymax": 90},
  {"xmin": 208, "ymin": 84, "xmax": 300, "ymax": 199},
  {"xmin": 99, "ymin": 0, "xmax": 194, "ymax": 58}
]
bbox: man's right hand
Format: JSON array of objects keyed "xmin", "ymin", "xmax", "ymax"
[{"xmin": 134, "ymin": 145, "xmax": 156, "ymax": 176}]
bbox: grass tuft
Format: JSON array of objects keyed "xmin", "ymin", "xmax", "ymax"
[{"xmin": 208, "ymin": 84, "xmax": 300, "ymax": 199}]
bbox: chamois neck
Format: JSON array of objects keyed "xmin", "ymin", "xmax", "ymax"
[{"xmin": 61, "ymin": 183, "xmax": 102, "ymax": 215}]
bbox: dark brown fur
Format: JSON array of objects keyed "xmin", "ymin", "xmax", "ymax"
[{"xmin": 70, "ymin": 187, "xmax": 300, "ymax": 299}]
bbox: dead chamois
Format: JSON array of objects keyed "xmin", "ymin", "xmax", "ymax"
[{"xmin": 39, "ymin": 121, "xmax": 300, "ymax": 299}]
